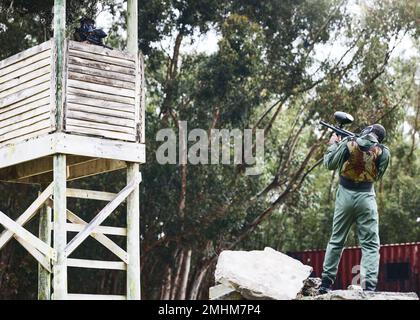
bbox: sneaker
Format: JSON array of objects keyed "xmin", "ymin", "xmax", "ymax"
[{"xmin": 364, "ymin": 281, "xmax": 376, "ymax": 292}]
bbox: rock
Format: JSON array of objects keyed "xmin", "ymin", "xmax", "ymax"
[
  {"xmin": 214, "ymin": 247, "xmax": 313, "ymax": 300},
  {"xmin": 299, "ymin": 282, "xmax": 419, "ymax": 300},
  {"xmin": 364, "ymin": 292, "xmax": 419, "ymax": 300},
  {"xmin": 347, "ymin": 284, "xmax": 363, "ymax": 291},
  {"xmin": 212, "ymin": 247, "xmax": 419, "ymax": 301},
  {"xmin": 307, "ymin": 290, "xmax": 419, "ymax": 300},
  {"xmin": 209, "ymin": 283, "xmax": 244, "ymax": 300},
  {"xmin": 299, "ymin": 277, "xmax": 322, "ymax": 297}
]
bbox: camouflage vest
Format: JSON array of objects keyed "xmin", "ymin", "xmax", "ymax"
[{"xmin": 340, "ymin": 138, "xmax": 383, "ymax": 183}]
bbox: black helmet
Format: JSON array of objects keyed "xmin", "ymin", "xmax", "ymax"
[
  {"xmin": 372, "ymin": 124, "xmax": 386, "ymax": 142},
  {"xmin": 74, "ymin": 17, "xmax": 108, "ymax": 46},
  {"xmin": 80, "ymin": 17, "xmax": 96, "ymax": 33},
  {"xmin": 361, "ymin": 124, "xmax": 386, "ymax": 142}
]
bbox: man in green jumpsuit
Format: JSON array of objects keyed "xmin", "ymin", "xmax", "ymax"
[{"xmin": 318, "ymin": 124, "xmax": 390, "ymax": 293}]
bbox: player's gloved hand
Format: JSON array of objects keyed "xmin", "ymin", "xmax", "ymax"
[{"xmin": 328, "ymin": 133, "xmax": 341, "ymax": 145}]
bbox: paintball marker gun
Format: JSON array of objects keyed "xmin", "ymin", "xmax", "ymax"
[
  {"xmin": 74, "ymin": 17, "xmax": 113, "ymax": 50},
  {"xmin": 320, "ymin": 111, "xmax": 356, "ymax": 138}
]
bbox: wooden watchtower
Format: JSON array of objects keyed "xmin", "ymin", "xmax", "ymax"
[{"xmin": 0, "ymin": 0, "xmax": 144, "ymax": 300}]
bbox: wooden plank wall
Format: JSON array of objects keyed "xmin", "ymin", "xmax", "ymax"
[
  {"xmin": 0, "ymin": 40, "xmax": 53, "ymax": 146},
  {"xmin": 139, "ymin": 53, "xmax": 145, "ymax": 144},
  {"xmin": 65, "ymin": 41, "xmax": 137, "ymax": 142}
]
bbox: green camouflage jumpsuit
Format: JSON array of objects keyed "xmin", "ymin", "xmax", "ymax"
[{"xmin": 322, "ymin": 133, "xmax": 390, "ymax": 288}]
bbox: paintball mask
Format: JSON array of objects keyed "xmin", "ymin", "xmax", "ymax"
[
  {"xmin": 360, "ymin": 124, "xmax": 386, "ymax": 142},
  {"xmin": 74, "ymin": 17, "xmax": 110, "ymax": 49}
]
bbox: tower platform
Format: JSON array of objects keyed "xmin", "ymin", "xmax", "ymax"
[{"xmin": 0, "ymin": 39, "xmax": 145, "ymax": 183}]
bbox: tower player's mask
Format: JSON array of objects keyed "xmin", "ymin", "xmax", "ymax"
[{"xmin": 74, "ymin": 17, "xmax": 108, "ymax": 47}]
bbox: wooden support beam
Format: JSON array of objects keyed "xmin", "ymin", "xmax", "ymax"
[
  {"xmin": 17, "ymin": 236, "xmax": 52, "ymax": 273},
  {"xmin": 66, "ymin": 210, "xmax": 128, "ymax": 263},
  {"xmin": 65, "ymin": 159, "xmax": 126, "ymax": 181},
  {"xmin": 127, "ymin": 3, "xmax": 144, "ymax": 301},
  {"xmin": 0, "ymin": 210, "xmax": 56, "ymax": 260},
  {"xmin": 38, "ymin": 201, "xmax": 52, "ymax": 300},
  {"xmin": 126, "ymin": 163, "xmax": 141, "ymax": 300},
  {"xmin": 52, "ymin": 153, "xmax": 67, "ymax": 299},
  {"xmin": 45, "ymin": 200, "xmax": 128, "ymax": 262},
  {"xmin": 54, "ymin": 133, "xmax": 145, "ymax": 162},
  {"xmin": 0, "ymin": 134, "xmax": 55, "ymax": 170},
  {"xmin": 126, "ymin": 5, "xmax": 142, "ymax": 300},
  {"xmin": 66, "ymin": 188, "xmax": 117, "ymax": 202},
  {"xmin": 0, "ymin": 182, "xmax": 53, "ymax": 249},
  {"xmin": 64, "ymin": 173, "xmax": 141, "ymax": 256},
  {"xmin": 0, "ymin": 155, "xmax": 91, "ymax": 182},
  {"xmin": 0, "ymin": 191, "xmax": 53, "ymax": 272},
  {"xmin": 0, "ymin": 133, "xmax": 145, "ymax": 171},
  {"xmin": 3, "ymin": 158, "xmax": 127, "ymax": 184},
  {"xmin": 67, "ymin": 258, "xmax": 126, "ymax": 270},
  {"xmin": 53, "ymin": 0, "xmax": 66, "ymax": 131},
  {"xmin": 127, "ymin": 0, "xmax": 138, "ymax": 55},
  {"xmin": 65, "ymin": 223, "xmax": 127, "ymax": 236}
]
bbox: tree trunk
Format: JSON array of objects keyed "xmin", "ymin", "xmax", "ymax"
[
  {"xmin": 189, "ymin": 263, "xmax": 210, "ymax": 300},
  {"xmin": 176, "ymin": 249, "xmax": 192, "ymax": 300},
  {"xmin": 170, "ymin": 249, "xmax": 184, "ymax": 299},
  {"xmin": 161, "ymin": 266, "xmax": 172, "ymax": 300}
]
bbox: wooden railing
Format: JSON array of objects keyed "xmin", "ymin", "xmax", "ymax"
[
  {"xmin": 0, "ymin": 40, "xmax": 54, "ymax": 145},
  {"xmin": 0, "ymin": 39, "xmax": 145, "ymax": 146}
]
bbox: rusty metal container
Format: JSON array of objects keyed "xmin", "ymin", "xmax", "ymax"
[{"xmin": 289, "ymin": 242, "xmax": 420, "ymax": 294}]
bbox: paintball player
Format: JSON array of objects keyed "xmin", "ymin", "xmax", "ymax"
[
  {"xmin": 74, "ymin": 17, "xmax": 111, "ymax": 49},
  {"xmin": 318, "ymin": 124, "xmax": 390, "ymax": 294}
]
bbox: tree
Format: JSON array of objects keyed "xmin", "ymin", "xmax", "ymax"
[{"xmin": 138, "ymin": 0, "xmax": 419, "ymax": 299}]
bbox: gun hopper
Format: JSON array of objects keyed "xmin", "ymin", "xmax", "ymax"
[{"xmin": 320, "ymin": 111, "xmax": 355, "ymax": 138}]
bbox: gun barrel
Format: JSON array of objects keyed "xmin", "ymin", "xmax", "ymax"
[
  {"xmin": 85, "ymin": 35, "xmax": 113, "ymax": 50},
  {"xmin": 320, "ymin": 120, "xmax": 355, "ymax": 138}
]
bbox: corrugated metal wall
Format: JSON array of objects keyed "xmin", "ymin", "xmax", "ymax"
[{"xmin": 289, "ymin": 242, "xmax": 420, "ymax": 294}]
